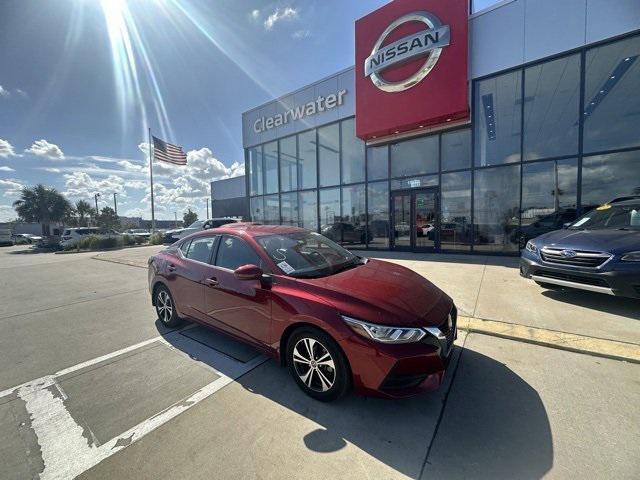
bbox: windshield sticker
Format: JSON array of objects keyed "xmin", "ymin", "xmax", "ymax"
[
  {"xmin": 277, "ymin": 261, "xmax": 295, "ymax": 274},
  {"xmin": 596, "ymin": 204, "xmax": 611, "ymax": 210},
  {"xmin": 572, "ymin": 217, "xmax": 590, "ymax": 227}
]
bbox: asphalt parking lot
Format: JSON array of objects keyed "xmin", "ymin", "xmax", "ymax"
[{"xmin": 1, "ymin": 244, "xmax": 639, "ymax": 479}]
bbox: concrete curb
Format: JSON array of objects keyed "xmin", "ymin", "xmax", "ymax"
[{"xmin": 458, "ymin": 315, "xmax": 640, "ymax": 364}]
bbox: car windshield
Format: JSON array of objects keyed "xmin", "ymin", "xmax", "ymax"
[
  {"xmin": 188, "ymin": 220, "xmax": 204, "ymax": 228},
  {"xmin": 257, "ymin": 231, "xmax": 361, "ymax": 278},
  {"xmin": 569, "ymin": 204, "xmax": 640, "ymax": 230}
]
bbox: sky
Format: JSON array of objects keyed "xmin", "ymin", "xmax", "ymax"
[{"xmin": 0, "ymin": 0, "xmax": 390, "ymax": 221}]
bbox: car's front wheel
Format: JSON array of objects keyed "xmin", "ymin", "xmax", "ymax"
[
  {"xmin": 286, "ymin": 327, "xmax": 350, "ymax": 402},
  {"xmin": 154, "ymin": 285, "xmax": 182, "ymax": 327}
]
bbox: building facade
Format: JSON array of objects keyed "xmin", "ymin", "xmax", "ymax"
[
  {"xmin": 243, "ymin": 0, "xmax": 640, "ymax": 254},
  {"xmin": 210, "ymin": 176, "xmax": 249, "ymax": 219}
]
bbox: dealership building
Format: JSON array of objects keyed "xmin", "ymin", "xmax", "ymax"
[{"xmin": 242, "ymin": 0, "xmax": 640, "ymax": 254}]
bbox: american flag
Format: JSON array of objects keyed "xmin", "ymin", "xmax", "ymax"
[{"xmin": 152, "ymin": 135, "xmax": 187, "ymax": 165}]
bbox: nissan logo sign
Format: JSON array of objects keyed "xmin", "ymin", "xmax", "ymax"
[{"xmin": 364, "ymin": 11, "xmax": 450, "ymax": 93}]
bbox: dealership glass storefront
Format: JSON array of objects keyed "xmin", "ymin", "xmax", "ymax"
[{"xmin": 246, "ymin": 33, "xmax": 640, "ymax": 254}]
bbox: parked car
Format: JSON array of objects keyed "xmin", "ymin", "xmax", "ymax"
[
  {"xmin": 0, "ymin": 228, "xmax": 12, "ymax": 246},
  {"xmin": 11, "ymin": 233, "xmax": 43, "ymax": 244},
  {"xmin": 520, "ymin": 196, "xmax": 640, "ymax": 299},
  {"xmin": 125, "ymin": 228, "xmax": 151, "ymax": 239},
  {"xmin": 149, "ymin": 223, "xmax": 457, "ymax": 401},
  {"xmin": 163, "ymin": 217, "xmax": 242, "ymax": 243},
  {"xmin": 60, "ymin": 227, "xmax": 121, "ymax": 248}
]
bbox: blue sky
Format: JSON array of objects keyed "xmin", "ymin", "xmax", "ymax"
[{"xmin": 0, "ymin": 0, "xmax": 389, "ymax": 221}]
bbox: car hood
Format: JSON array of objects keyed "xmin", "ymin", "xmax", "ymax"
[
  {"xmin": 536, "ymin": 228, "xmax": 640, "ymax": 254},
  {"xmin": 296, "ymin": 259, "xmax": 452, "ymax": 327}
]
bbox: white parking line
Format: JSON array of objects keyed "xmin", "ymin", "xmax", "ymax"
[{"xmin": 4, "ymin": 329, "xmax": 269, "ymax": 479}]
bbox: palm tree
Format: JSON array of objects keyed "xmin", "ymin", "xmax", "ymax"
[
  {"xmin": 13, "ymin": 184, "xmax": 72, "ymax": 236},
  {"xmin": 75, "ymin": 200, "xmax": 93, "ymax": 227}
]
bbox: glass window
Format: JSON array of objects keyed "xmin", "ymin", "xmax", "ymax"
[
  {"xmin": 185, "ymin": 236, "xmax": 216, "ymax": 264},
  {"xmin": 473, "ymin": 165, "xmax": 520, "ymax": 252},
  {"xmin": 319, "ymin": 188, "xmax": 341, "ymax": 240},
  {"xmin": 179, "ymin": 239, "xmax": 191, "ymax": 256},
  {"xmin": 250, "ymin": 196, "xmax": 263, "ymax": 223},
  {"xmin": 521, "ymin": 159, "xmax": 578, "ymax": 247},
  {"xmin": 583, "ymin": 35, "xmax": 640, "ymax": 153},
  {"xmin": 298, "ymin": 130, "xmax": 317, "ymax": 189},
  {"xmin": 279, "ymin": 136, "xmax": 297, "ymax": 192},
  {"xmin": 367, "ymin": 181, "xmax": 389, "ymax": 249},
  {"xmin": 341, "ymin": 118, "xmax": 365, "ymax": 184},
  {"xmin": 248, "ymin": 146, "xmax": 263, "ymax": 196},
  {"xmin": 216, "ymin": 235, "xmax": 263, "ymax": 270},
  {"xmin": 318, "ymin": 124, "xmax": 340, "ymax": 186},
  {"xmin": 263, "ymin": 194, "xmax": 279, "ymax": 224},
  {"xmin": 299, "ymin": 190, "xmax": 318, "ymax": 232},
  {"xmin": 442, "ymin": 129, "xmax": 471, "ymax": 171},
  {"xmin": 524, "ymin": 54, "xmax": 580, "ymax": 160},
  {"xmin": 390, "ymin": 135, "xmax": 439, "ymax": 177},
  {"xmin": 441, "ymin": 171, "xmax": 472, "ymax": 251},
  {"xmin": 341, "ymin": 184, "xmax": 366, "ymax": 248},
  {"xmin": 367, "ymin": 145, "xmax": 388, "ymax": 181},
  {"xmin": 474, "ymin": 70, "xmax": 522, "ymax": 166},
  {"xmin": 391, "ymin": 175, "xmax": 438, "ymax": 191},
  {"xmin": 264, "ymin": 141, "xmax": 278, "ymax": 194},
  {"xmin": 280, "ymin": 192, "xmax": 299, "ymax": 226},
  {"xmin": 581, "ymin": 151, "xmax": 640, "ymax": 208}
]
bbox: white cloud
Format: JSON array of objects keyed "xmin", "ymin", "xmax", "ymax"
[
  {"xmin": 251, "ymin": 9, "xmax": 260, "ymax": 20},
  {"xmin": 127, "ymin": 180, "xmax": 147, "ymax": 190},
  {"xmin": 292, "ymin": 29, "xmax": 311, "ymax": 39},
  {"xmin": 38, "ymin": 167, "xmax": 62, "ymax": 173},
  {"xmin": 63, "ymin": 171, "xmax": 127, "ymax": 201},
  {"xmin": 0, "ymin": 179, "xmax": 25, "ymax": 198},
  {"xmin": 0, "ymin": 85, "xmax": 9, "ymax": 98},
  {"xmin": 0, "ymin": 166, "xmax": 15, "ymax": 172},
  {"xmin": 0, "ymin": 204, "xmax": 16, "ymax": 221},
  {"xmin": 15, "ymin": 89, "xmax": 28, "ymax": 99},
  {"xmin": 25, "ymin": 139, "xmax": 65, "ymax": 159},
  {"xmin": 0, "ymin": 139, "xmax": 16, "ymax": 158},
  {"xmin": 264, "ymin": 7, "xmax": 298, "ymax": 30}
]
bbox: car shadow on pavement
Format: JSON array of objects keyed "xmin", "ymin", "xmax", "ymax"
[
  {"xmin": 353, "ymin": 250, "xmax": 520, "ymax": 269},
  {"xmin": 159, "ymin": 321, "xmax": 553, "ymax": 479},
  {"xmin": 541, "ymin": 289, "xmax": 640, "ymax": 320}
]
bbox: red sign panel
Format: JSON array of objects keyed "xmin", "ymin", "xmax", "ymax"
[{"xmin": 355, "ymin": 0, "xmax": 469, "ymax": 140}]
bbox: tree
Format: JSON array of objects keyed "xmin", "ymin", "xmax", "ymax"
[
  {"xmin": 97, "ymin": 206, "xmax": 121, "ymax": 230},
  {"xmin": 13, "ymin": 184, "xmax": 72, "ymax": 236},
  {"xmin": 75, "ymin": 200, "xmax": 93, "ymax": 227},
  {"xmin": 183, "ymin": 208, "xmax": 198, "ymax": 227}
]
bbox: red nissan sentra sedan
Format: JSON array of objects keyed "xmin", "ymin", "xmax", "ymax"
[{"xmin": 148, "ymin": 223, "xmax": 457, "ymax": 401}]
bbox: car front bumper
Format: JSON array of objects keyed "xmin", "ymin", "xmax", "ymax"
[
  {"xmin": 340, "ymin": 307, "xmax": 458, "ymax": 399},
  {"xmin": 520, "ymin": 252, "xmax": 640, "ymax": 299}
]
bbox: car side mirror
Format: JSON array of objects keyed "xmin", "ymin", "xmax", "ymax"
[{"xmin": 234, "ymin": 264, "xmax": 263, "ymax": 281}]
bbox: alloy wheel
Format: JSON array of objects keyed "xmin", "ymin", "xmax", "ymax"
[
  {"xmin": 156, "ymin": 290, "xmax": 173, "ymax": 324},
  {"xmin": 292, "ymin": 337, "xmax": 336, "ymax": 392}
]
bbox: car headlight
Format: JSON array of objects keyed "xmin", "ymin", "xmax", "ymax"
[
  {"xmin": 525, "ymin": 241, "xmax": 538, "ymax": 253},
  {"xmin": 341, "ymin": 315, "xmax": 425, "ymax": 344},
  {"xmin": 621, "ymin": 251, "xmax": 640, "ymax": 262}
]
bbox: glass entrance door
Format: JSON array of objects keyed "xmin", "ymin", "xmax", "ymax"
[{"xmin": 391, "ymin": 188, "xmax": 439, "ymax": 251}]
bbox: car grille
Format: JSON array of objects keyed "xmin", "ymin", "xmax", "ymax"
[
  {"xmin": 535, "ymin": 271, "xmax": 609, "ymax": 287},
  {"xmin": 439, "ymin": 307, "xmax": 457, "ymax": 355},
  {"xmin": 540, "ymin": 247, "xmax": 611, "ymax": 268}
]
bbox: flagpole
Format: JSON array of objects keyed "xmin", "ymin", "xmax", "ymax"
[{"xmin": 148, "ymin": 128, "xmax": 156, "ymax": 233}]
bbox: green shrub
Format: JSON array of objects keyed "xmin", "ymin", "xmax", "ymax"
[
  {"xmin": 122, "ymin": 234, "xmax": 136, "ymax": 246},
  {"xmin": 149, "ymin": 232, "xmax": 164, "ymax": 245},
  {"xmin": 134, "ymin": 235, "xmax": 146, "ymax": 245},
  {"xmin": 73, "ymin": 235, "xmax": 123, "ymax": 251}
]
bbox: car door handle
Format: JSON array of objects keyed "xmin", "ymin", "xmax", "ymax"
[
  {"xmin": 168, "ymin": 264, "xmax": 177, "ymax": 272},
  {"xmin": 204, "ymin": 277, "xmax": 219, "ymax": 287}
]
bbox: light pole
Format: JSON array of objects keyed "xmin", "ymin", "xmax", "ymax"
[
  {"xmin": 206, "ymin": 198, "xmax": 209, "ymax": 219},
  {"xmin": 113, "ymin": 193, "xmax": 118, "ymax": 216},
  {"xmin": 94, "ymin": 193, "xmax": 101, "ymax": 216}
]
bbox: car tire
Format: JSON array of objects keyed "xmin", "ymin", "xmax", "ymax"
[
  {"xmin": 286, "ymin": 327, "xmax": 350, "ymax": 402},
  {"xmin": 154, "ymin": 285, "xmax": 182, "ymax": 328}
]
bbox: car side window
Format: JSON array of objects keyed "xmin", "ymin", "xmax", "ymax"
[
  {"xmin": 185, "ymin": 236, "xmax": 217, "ymax": 264},
  {"xmin": 215, "ymin": 235, "xmax": 263, "ymax": 271},
  {"xmin": 179, "ymin": 239, "xmax": 191, "ymax": 256}
]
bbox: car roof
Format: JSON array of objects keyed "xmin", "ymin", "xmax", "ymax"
[
  {"xmin": 189, "ymin": 222, "xmax": 306, "ymax": 239},
  {"xmin": 608, "ymin": 198, "xmax": 640, "ymax": 207}
]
